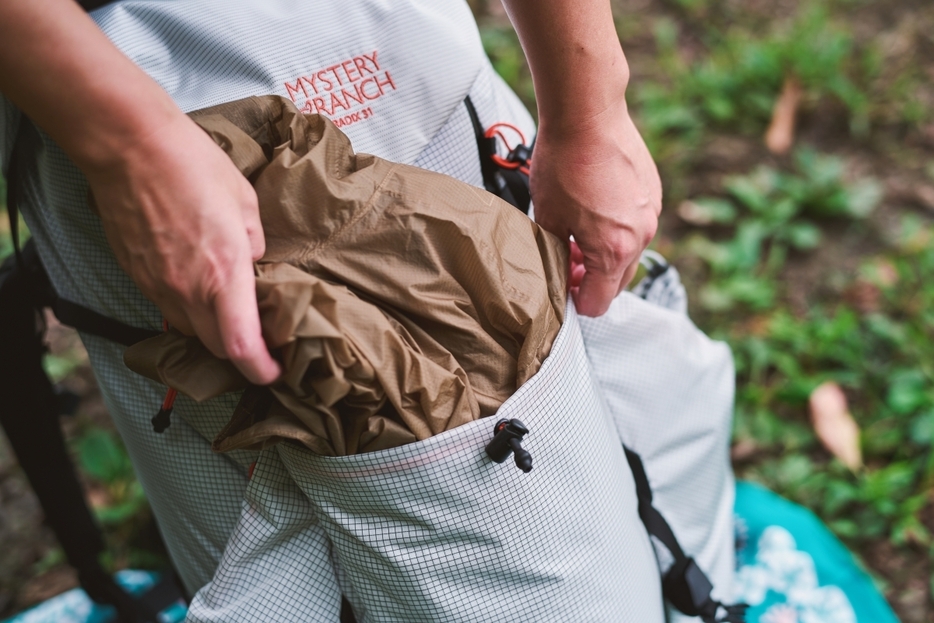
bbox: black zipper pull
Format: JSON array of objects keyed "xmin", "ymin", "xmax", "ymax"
[
  {"xmin": 485, "ymin": 418, "xmax": 532, "ymax": 473},
  {"xmin": 152, "ymin": 388, "xmax": 176, "ymax": 433}
]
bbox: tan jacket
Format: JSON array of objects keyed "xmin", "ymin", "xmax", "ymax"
[{"xmin": 125, "ymin": 95, "xmax": 567, "ymax": 456}]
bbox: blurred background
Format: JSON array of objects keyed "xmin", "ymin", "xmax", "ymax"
[{"xmin": 1, "ymin": 0, "xmax": 932, "ymax": 620}]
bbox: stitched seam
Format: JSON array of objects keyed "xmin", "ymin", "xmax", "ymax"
[{"xmin": 298, "ymin": 161, "xmax": 399, "ymax": 264}]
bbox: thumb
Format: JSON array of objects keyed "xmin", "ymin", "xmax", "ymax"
[{"xmin": 239, "ymin": 187, "xmax": 266, "ymax": 262}]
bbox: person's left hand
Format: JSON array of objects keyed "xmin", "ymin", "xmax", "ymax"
[{"xmin": 531, "ymin": 102, "xmax": 662, "ymax": 317}]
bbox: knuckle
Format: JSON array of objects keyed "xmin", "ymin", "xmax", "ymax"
[
  {"xmin": 643, "ymin": 219, "xmax": 659, "ymax": 247},
  {"xmin": 224, "ymin": 333, "xmax": 255, "ymax": 363}
]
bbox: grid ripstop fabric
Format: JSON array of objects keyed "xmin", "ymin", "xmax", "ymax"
[
  {"xmin": 578, "ymin": 285, "xmax": 737, "ymax": 623},
  {"xmin": 0, "ymin": 1, "xmax": 738, "ymax": 617},
  {"xmin": 188, "ymin": 304, "xmax": 666, "ymax": 623},
  {"xmin": 17, "ymin": 64, "xmax": 533, "ymax": 597},
  {"xmin": 0, "ymin": 0, "xmax": 534, "ymax": 598},
  {"xmin": 183, "ymin": 270, "xmax": 737, "ymax": 623}
]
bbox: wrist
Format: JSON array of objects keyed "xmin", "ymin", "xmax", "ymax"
[
  {"xmin": 68, "ymin": 89, "xmax": 181, "ymax": 180},
  {"xmin": 534, "ymin": 48, "xmax": 631, "ymax": 138}
]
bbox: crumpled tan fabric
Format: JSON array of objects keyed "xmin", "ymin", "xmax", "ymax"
[{"xmin": 124, "ymin": 95, "xmax": 567, "ymax": 456}]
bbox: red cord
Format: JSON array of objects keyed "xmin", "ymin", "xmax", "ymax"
[
  {"xmin": 484, "ymin": 122, "xmax": 527, "ymax": 150},
  {"xmin": 484, "ymin": 122, "xmax": 532, "ymax": 171},
  {"xmin": 162, "ymin": 387, "xmax": 178, "ymax": 411}
]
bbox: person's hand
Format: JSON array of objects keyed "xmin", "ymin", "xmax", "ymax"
[
  {"xmin": 531, "ymin": 103, "xmax": 662, "ymax": 317},
  {"xmin": 86, "ymin": 113, "xmax": 281, "ymax": 385}
]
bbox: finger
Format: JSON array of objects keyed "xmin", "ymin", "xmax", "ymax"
[
  {"xmin": 573, "ymin": 264, "xmax": 624, "ymax": 317},
  {"xmin": 158, "ymin": 302, "xmax": 195, "ymax": 336},
  {"xmin": 212, "ymin": 269, "xmax": 281, "ymax": 384},
  {"xmin": 239, "ymin": 186, "xmax": 266, "ymax": 262},
  {"xmin": 617, "ymin": 259, "xmax": 641, "ymax": 293},
  {"xmin": 569, "ymin": 261, "xmax": 586, "ymax": 289}
]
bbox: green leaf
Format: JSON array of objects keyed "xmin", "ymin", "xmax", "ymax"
[
  {"xmin": 909, "ymin": 409, "xmax": 934, "ymax": 446},
  {"xmin": 726, "ymin": 168, "xmax": 776, "ymax": 213},
  {"xmin": 829, "ymin": 518, "xmax": 859, "ymax": 539},
  {"xmin": 42, "ymin": 353, "xmax": 82, "ymax": 384},
  {"xmin": 844, "ymin": 179, "xmax": 883, "ymax": 218},
  {"xmin": 77, "ymin": 428, "xmax": 134, "ymax": 483},
  {"xmin": 886, "ymin": 370, "xmax": 929, "ymax": 416},
  {"xmin": 701, "ymin": 95, "xmax": 735, "ymax": 122},
  {"xmin": 699, "ymin": 284, "xmax": 736, "ymax": 312},
  {"xmin": 652, "ymin": 17, "xmax": 679, "ymax": 52},
  {"xmin": 823, "ymin": 479, "xmax": 858, "ymax": 516},
  {"xmin": 786, "ymin": 221, "xmax": 822, "ymax": 250},
  {"xmin": 677, "ymin": 200, "xmax": 729, "ymax": 229},
  {"xmin": 862, "ymin": 463, "xmax": 916, "ymax": 503},
  {"xmin": 723, "ymin": 275, "xmax": 776, "ymax": 309},
  {"xmin": 891, "ymin": 515, "xmax": 931, "ymax": 547}
]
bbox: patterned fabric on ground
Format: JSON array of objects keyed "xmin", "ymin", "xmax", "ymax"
[
  {"xmin": 0, "ymin": 571, "xmax": 186, "ymax": 623},
  {"xmin": 732, "ymin": 481, "xmax": 899, "ymax": 623}
]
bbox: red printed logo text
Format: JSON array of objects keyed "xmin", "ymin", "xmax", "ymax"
[{"xmin": 283, "ymin": 50, "xmax": 395, "ymax": 128}]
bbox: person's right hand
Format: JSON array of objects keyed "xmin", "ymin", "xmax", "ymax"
[
  {"xmin": 0, "ymin": 0, "xmax": 280, "ymax": 385},
  {"xmin": 86, "ymin": 113, "xmax": 281, "ymax": 385}
]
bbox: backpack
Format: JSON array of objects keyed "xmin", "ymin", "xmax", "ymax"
[{"xmin": 1, "ymin": 100, "xmax": 744, "ymax": 622}]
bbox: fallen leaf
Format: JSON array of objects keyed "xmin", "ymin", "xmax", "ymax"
[
  {"xmin": 916, "ymin": 185, "xmax": 934, "ymax": 212},
  {"xmin": 730, "ymin": 438, "xmax": 758, "ymax": 462},
  {"xmin": 765, "ymin": 75, "xmax": 802, "ymax": 155},
  {"xmin": 843, "ymin": 281, "xmax": 882, "ymax": 314},
  {"xmin": 676, "ymin": 198, "xmax": 737, "ymax": 226},
  {"xmin": 809, "ymin": 381, "xmax": 863, "ymax": 471},
  {"xmin": 85, "ymin": 483, "xmax": 111, "ymax": 510}
]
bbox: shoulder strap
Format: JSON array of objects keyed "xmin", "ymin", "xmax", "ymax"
[
  {"xmin": 624, "ymin": 446, "xmax": 747, "ymax": 623},
  {"xmin": 464, "ymin": 96, "xmax": 532, "ymax": 214}
]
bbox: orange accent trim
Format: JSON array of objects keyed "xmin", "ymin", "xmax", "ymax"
[{"xmin": 483, "ymin": 122, "xmax": 527, "ymax": 151}]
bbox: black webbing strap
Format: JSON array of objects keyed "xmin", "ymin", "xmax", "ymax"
[
  {"xmin": 624, "ymin": 447, "xmax": 747, "ymax": 623},
  {"xmin": 624, "ymin": 446, "xmax": 686, "ymax": 560},
  {"xmin": 2, "ymin": 122, "xmax": 180, "ymax": 622},
  {"xmin": 54, "ymin": 297, "xmax": 159, "ymax": 346},
  {"xmin": 6, "ymin": 121, "xmax": 159, "ymax": 346},
  {"xmin": 464, "ymin": 96, "xmax": 532, "ymax": 214}
]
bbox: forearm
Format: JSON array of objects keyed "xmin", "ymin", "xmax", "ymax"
[
  {"xmin": 0, "ymin": 0, "xmax": 180, "ymax": 175},
  {"xmin": 0, "ymin": 0, "xmax": 279, "ymax": 383},
  {"xmin": 498, "ymin": 0, "xmax": 659, "ymax": 317},
  {"xmin": 499, "ymin": 0, "xmax": 629, "ymax": 136}
]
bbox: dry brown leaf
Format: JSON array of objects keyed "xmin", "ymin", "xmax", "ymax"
[
  {"xmin": 809, "ymin": 381, "xmax": 863, "ymax": 471},
  {"xmin": 677, "ymin": 200, "xmax": 713, "ymax": 225},
  {"xmin": 730, "ymin": 438, "xmax": 758, "ymax": 462},
  {"xmin": 85, "ymin": 484, "xmax": 111, "ymax": 510},
  {"xmin": 915, "ymin": 185, "xmax": 934, "ymax": 212},
  {"xmin": 765, "ymin": 76, "xmax": 802, "ymax": 155}
]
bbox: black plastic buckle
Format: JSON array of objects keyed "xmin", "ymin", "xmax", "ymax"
[
  {"xmin": 485, "ymin": 418, "xmax": 533, "ymax": 473},
  {"xmin": 506, "ymin": 143, "xmax": 532, "ymax": 167},
  {"xmin": 663, "ymin": 557, "xmax": 748, "ymax": 623}
]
